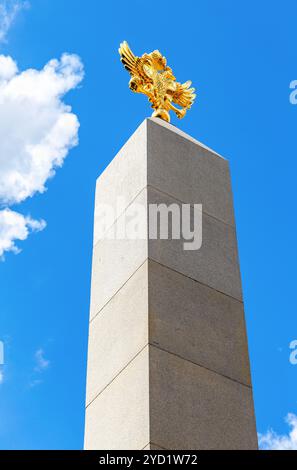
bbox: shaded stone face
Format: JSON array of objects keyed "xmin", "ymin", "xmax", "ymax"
[{"xmin": 84, "ymin": 118, "xmax": 258, "ymax": 450}]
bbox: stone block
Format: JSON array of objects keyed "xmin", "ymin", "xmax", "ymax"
[
  {"xmin": 86, "ymin": 262, "xmax": 149, "ymax": 405},
  {"xmin": 85, "ymin": 346, "xmax": 150, "ymax": 450},
  {"xmin": 149, "ymin": 346, "xmax": 257, "ymax": 450},
  {"xmin": 148, "ymin": 260, "xmax": 250, "ymax": 385}
]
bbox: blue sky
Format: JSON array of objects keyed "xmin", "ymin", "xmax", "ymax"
[{"xmin": 0, "ymin": 0, "xmax": 296, "ymax": 450}]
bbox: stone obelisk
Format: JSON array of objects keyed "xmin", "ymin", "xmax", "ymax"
[{"xmin": 84, "ymin": 118, "xmax": 258, "ymax": 450}]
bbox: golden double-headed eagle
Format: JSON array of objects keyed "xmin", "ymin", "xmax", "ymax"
[{"xmin": 119, "ymin": 41, "xmax": 196, "ymax": 123}]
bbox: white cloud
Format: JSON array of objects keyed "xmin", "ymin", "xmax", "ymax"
[
  {"xmin": 258, "ymin": 413, "xmax": 297, "ymax": 450},
  {"xmin": 0, "ymin": 54, "xmax": 16, "ymax": 78},
  {"xmin": 34, "ymin": 348, "xmax": 50, "ymax": 372},
  {"xmin": 0, "ymin": 0, "xmax": 28, "ymax": 43},
  {"xmin": 0, "ymin": 208, "xmax": 45, "ymax": 257},
  {"xmin": 0, "ymin": 369, "xmax": 3, "ymax": 384},
  {"xmin": 0, "ymin": 53, "xmax": 84, "ymax": 205},
  {"xmin": 0, "ymin": 6, "xmax": 84, "ymax": 260},
  {"xmin": 0, "ymin": 53, "xmax": 84, "ymax": 258}
]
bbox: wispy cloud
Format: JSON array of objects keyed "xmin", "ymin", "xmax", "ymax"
[
  {"xmin": 0, "ymin": 369, "xmax": 4, "ymax": 384},
  {"xmin": 258, "ymin": 413, "xmax": 297, "ymax": 450},
  {"xmin": 28, "ymin": 348, "xmax": 50, "ymax": 388},
  {"xmin": 0, "ymin": 0, "xmax": 29, "ymax": 43},
  {"xmin": 34, "ymin": 348, "xmax": 50, "ymax": 372},
  {"xmin": 0, "ymin": 53, "xmax": 84, "ymax": 258},
  {"xmin": 28, "ymin": 378, "xmax": 42, "ymax": 388}
]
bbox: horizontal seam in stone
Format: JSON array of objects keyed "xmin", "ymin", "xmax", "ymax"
[
  {"xmin": 93, "ymin": 184, "xmax": 148, "ymax": 245},
  {"xmin": 92, "ymin": 183, "xmax": 234, "ymax": 252},
  {"xmin": 85, "ymin": 343, "xmax": 149, "ymax": 409},
  {"xmin": 89, "ymin": 258, "xmax": 148, "ymax": 324},
  {"xmin": 141, "ymin": 442, "xmax": 168, "ymax": 451},
  {"xmin": 90, "ymin": 257, "xmax": 243, "ymax": 325},
  {"xmin": 85, "ymin": 339, "xmax": 251, "ymax": 411},
  {"xmin": 146, "ymin": 184, "xmax": 234, "ymax": 229},
  {"xmin": 149, "ymin": 343, "xmax": 252, "ymax": 390},
  {"xmin": 90, "ymin": 256, "xmax": 243, "ymax": 326},
  {"xmin": 141, "ymin": 442, "xmax": 150, "ymax": 451},
  {"xmin": 149, "ymin": 258, "xmax": 243, "ymax": 304},
  {"xmin": 149, "ymin": 442, "xmax": 168, "ymax": 450}
]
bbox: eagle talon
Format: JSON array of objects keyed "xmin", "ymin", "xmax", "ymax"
[
  {"xmin": 152, "ymin": 108, "xmax": 170, "ymax": 122},
  {"xmin": 176, "ymin": 109, "xmax": 186, "ymax": 119}
]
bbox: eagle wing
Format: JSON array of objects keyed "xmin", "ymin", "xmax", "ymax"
[
  {"xmin": 119, "ymin": 41, "xmax": 151, "ymax": 83},
  {"xmin": 172, "ymin": 81, "xmax": 196, "ymax": 109}
]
